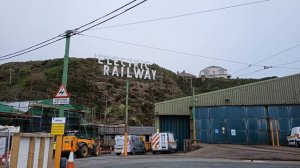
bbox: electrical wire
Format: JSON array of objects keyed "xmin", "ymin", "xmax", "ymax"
[
  {"xmin": 0, "ymin": 0, "xmax": 147, "ymax": 62},
  {"xmin": 274, "ymin": 59, "xmax": 300, "ymax": 67},
  {"xmin": 0, "ymin": 0, "xmax": 268, "ymax": 62},
  {"xmin": 240, "ymin": 68, "xmax": 266, "ymax": 78},
  {"xmin": 76, "ymin": 0, "xmax": 147, "ymax": 34},
  {"xmin": 272, "ymin": 66, "xmax": 300, "ymax": 70},
  {"xmin": 90, "ymin": 0, "xmax": 271, "ymax": 31},
  {"xmin": 0, "ymin": 35, "xmax": 63, "ymax": 59},
  {"xmin": 80, "ymin": 33, "xmax": 300, "ymax": 78},
  {"xmin": 232, "ymin": 42, "xmax": 300, "ymax": 76},
  {"xmin": 78, "ymin": 34, "xmax": 264, "ymax": 67},
  {"xmin": 253, "ymin": 42, "xmax": 300, "ymax": 64},
  {"xmin": 239, "ymin": 64, "xmax": 300, "ymax": 78},
  {"xmin": 0, "ymin": 37, "xmax": 65, "ymax": 61},
  {"xmin": 74, "ymin": 0, "xmax": 137, "ymax": 30}
]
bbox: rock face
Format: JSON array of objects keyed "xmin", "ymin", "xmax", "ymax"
[{"xmin": 0, "ymin": 58, "xmax": 271, "ymax": 126}]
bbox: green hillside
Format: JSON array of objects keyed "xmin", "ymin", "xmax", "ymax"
[{"xmin": 0, "ymin": 58, "xmax": 276, "ymax": 126}]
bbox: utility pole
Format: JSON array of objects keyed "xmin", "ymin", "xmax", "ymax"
[
  {"xmin": 192, "ymin": 87, "xmax": 196, "ymax": 144},
  {"xmin": 54, "ymin": 30, "xmax": 72, "ymax": 168},
  {"xmin": 9, "ymin": 68, "xmax": 12, "ymax": 84},
  {"xmin": 124, "ymin": 80, "xmax": 129, "ymax": 157},
  {"xmin": 190, "ymin": 77, "xmax": 193, "ymax": 94},
  {"xmin": 104, "ymin": 94, "xmax": 108, "ymax": 121}
]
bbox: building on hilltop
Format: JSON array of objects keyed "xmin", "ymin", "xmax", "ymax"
[
  {"xmin": 177, "ymin": 70, "xmax": 196, "ymax": 78},
  {"xmin": 199, "ymin": 66, "xmax": 228, "ymax": 78}
]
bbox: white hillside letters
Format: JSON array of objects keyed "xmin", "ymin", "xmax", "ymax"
[{"xmin": 98, "ymin": 57, "xmax": 156, "ymax": 80}]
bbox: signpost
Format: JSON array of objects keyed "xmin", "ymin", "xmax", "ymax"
[
  {"xmin": 53, "ymin": 84, "xmax": 70, "ymax": 105},
  {"xmin": 53, "ymin": 84, "xmax": 70, "ymax": 168},
  {"xmin": 51, "ymin": 117, "xmax": 66, "ymax": 135}
]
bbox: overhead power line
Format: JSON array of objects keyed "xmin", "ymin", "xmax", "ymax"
[
  {"xmin": 253, "ymin": 42, "xmax": 300, "ymax": 64},
  {"xmin": 74, "ymin": 0, "xmax": 137, "ymax": 30},
  {"xmin": 232, "ymin": 42, "xmax": 300, "ymax": 76},
  {"xmin": 0, "ymin": 0, "xmax": 147, "ymax": 62},
  {"xmin": 78, "ymin": 34, "xmax": 265, "ymax": 67},
  {"xmin": 76, "ymin": 0, "xmax": 147, "ymax": 34},
  {"xmin": 80, "ymin": 34, "xmax": 300, "ymax": 75},
  {"xmin": 240, "ymin": 68, "xmax": 266, "ymax": 78},
  {"xmin": 239, "ymin": 64, "xmax": 300, "ymax": 78},
  {"xmin": 0, "ymin": 37, "xmax": 66, "ymax": 61},
  {"xmin": 0, "ymin": 35, "xmax": 63, "ymax": 59},
  {"xmin": 274, "ymin": 59, "xmax": 300, "ymax": 67},
  {"xmin": 90, "ymin": 0, "xmax": 271, "ymax": 31}
]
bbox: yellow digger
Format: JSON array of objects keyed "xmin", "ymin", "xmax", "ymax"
[{"xmin": 61, "ymin": 130, "xmax": 101, "ymax": 158}]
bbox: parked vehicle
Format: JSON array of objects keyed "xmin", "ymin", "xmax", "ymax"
[
  {"xmin": 150, "ymin": 132, "xmax": 177, "ymax": 154},
  {"xmin": 114, "ymin": 135, "xmax": 146, "ymax": 155},
  {"xmin": 287, "ymin": 127, "xmax": 300, "ymax": 147},
  {"xmin": 140, "ymin": 135, "xmax": 151, "ymax": 152},
  {"xmin": 61, "ymin": 130, "xmax": 101, "ymax": 158}
]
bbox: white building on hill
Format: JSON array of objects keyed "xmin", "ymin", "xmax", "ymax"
[{"xmin": 199, "ymin": 66, "xmax": 228, "ymax": 78}]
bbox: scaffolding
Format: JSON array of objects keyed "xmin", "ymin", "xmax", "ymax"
[{"xmin": 0, "ymin": 100, "xmax": 92, "ymax": 133}]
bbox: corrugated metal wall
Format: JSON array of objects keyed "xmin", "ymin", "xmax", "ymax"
[
  {"xmin": 159, "ymin": 115, "xmax": 190, "ymax": 151},
  {"xmin": 196, "ymin": 105, "xmax": 300, "ymax": 145},
  {"xmin": 155, "ymin": 74, "xmax": 300, "ymax": 116}
]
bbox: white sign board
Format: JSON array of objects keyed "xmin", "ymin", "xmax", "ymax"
[
  {"xmin": 0, "ymin": 137, "xmax": 6, "ymax": 155},
  {"xmin": 52, "ymin": 117, "xmax": 66, "ymax": 124},
  {"xmin": 98, "ymin": 58, "xmax": 157, "ymax": 80},
  {"xmin": 53, "ymin": 98, "xmax": 70, "ymax": 105},
  {"xmin": 231, "ymin": 129, "xmax": 236, "ymax": 136}
]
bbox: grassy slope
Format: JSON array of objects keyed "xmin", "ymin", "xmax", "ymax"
[{"xmin": 0, "ymin": 58, "xmax": 276, "ymax": 125}]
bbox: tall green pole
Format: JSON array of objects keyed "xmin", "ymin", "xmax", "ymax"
[
  {"xmin": 54, "ymin": 30, "xmax": 72, "ymax": 168},
  {"xmin": 192, "ymin": 87, "xmax": 196, "ymax": 144},
  {"xmin": 125, "ymin": 80, "xmax": 129, "ymax": 132},
  {"xmin": 59, "ymin": 30, "xmax": 72, "ymax": 117},
  {"xmin": 124, "ymin": 80, "xmax": 129, "ymax": 157}
]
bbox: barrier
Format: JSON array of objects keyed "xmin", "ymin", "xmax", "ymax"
[{"xmin": 10, "ymin": 133, "xmax": 54, "ymax": 168}]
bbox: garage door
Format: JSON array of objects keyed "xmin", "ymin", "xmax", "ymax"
[{"xmin": 159, "ymin": 115, "xmax": 190, "ymax": 151}]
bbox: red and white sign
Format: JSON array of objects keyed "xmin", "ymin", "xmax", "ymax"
[
  {"xmin": 54, "ymin": 84, "xmax": 70, "ymax": 98},
  {"xmin": 53, "ymin": 84, "xmax": 70, "ymax": 105}
]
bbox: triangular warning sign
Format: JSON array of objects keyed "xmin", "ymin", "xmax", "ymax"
[{"xmin": 54, "ymin": 84, "xmax": 70, "ymax": 98}]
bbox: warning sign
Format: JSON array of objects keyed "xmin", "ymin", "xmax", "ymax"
[
  {"xmin": 51, "ymin": 117, "xmax": 65, "ymax": 135},
  {"xmin": 51, "ymin": 124, "xmax": 65, "ymax": 135},
  {"xmin": 53, "ymin": 84, "xmax": 70, "ymax": 105},
  {"xmin": 54, "ymin": 84, "xmax": 70, "ymax": 98}
]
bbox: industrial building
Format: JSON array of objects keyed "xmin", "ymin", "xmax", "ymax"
[{"xmin": 155, "ymin": 73, "xmax": 300, "ymax": 150}]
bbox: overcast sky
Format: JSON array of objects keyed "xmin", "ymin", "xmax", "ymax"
[{"xmin": 1, "ymin": 0, "xmax": 300, "ymax": 78}]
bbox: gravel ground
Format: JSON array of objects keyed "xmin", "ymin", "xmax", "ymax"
[{"xmin": 182, "ymin": 144, "xmax": 300, "ymax": 161}]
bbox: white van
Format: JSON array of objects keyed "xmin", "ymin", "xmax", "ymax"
[
  {"xmin": 287, "ymin": 127, "xmax": 300, "ymax": 147},
  {"xmin": 150, "ymin": 132, "xmax": 177, "ymax": 154},
  {"xmin": 114, "ymin": 135, "xmax": 145, "ymax": 155}
]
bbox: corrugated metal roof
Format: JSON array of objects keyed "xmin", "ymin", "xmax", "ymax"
[{"xmin": 155, "ymin": 73, "xmax": 300, "ymax": 115}]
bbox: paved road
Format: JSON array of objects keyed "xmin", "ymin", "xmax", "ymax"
[{"xmin": 74, "ymin": 154, "xmax": 300, "ymax": 168}]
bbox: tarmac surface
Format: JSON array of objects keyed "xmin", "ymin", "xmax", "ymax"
[
  {"xmin": 73, "ymin": 144, "xmax": 300, "ymax": 168},
  {"xmin": 183, "ymin": 144, "xmax": 300, "ymax": 161}
]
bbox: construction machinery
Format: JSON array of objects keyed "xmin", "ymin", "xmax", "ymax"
[{"xmin": 61, "ymin": 130, "xmax": 101, "ymax": 158}]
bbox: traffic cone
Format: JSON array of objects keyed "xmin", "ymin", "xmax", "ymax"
[{"xmin": 66, "ymin": 151, "xmax": 75, "ymax": 168}]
